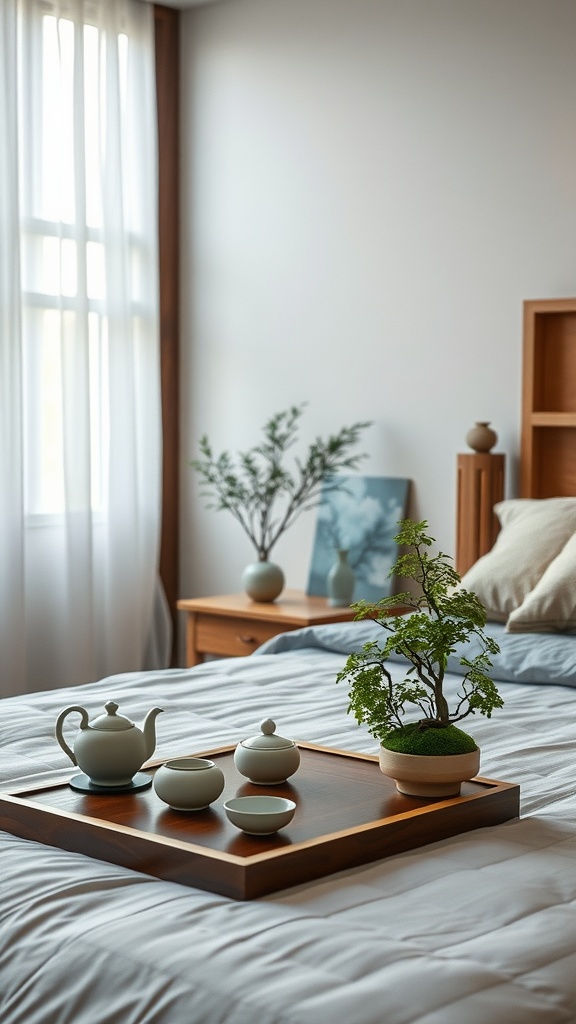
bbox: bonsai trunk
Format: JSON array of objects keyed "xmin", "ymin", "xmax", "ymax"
[{"xmin": 434, "ymin": 687, "xmax": 451, "ymax": 727}]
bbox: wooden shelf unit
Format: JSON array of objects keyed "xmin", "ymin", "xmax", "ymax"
[{"xmin": 522, "ymin": 298, "xmax": 576, "ymax": 498}]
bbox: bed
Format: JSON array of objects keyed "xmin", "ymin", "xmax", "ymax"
[
  {"xmin": 3, "ymin": 620, "xmax": 576, "ymax": 1023},
  {"xmin": 3, "ymin": 300, "xmax": 576, "ymax": 1024}
]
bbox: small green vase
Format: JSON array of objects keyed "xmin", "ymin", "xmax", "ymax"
[{"xmin": 242, "ymin": 561, "xmax": 285, "ymax": 602}]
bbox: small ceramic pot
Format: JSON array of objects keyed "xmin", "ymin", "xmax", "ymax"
[
  {"xmin": 379, "ymin": 745, "xmax": 481, "ymax": 798},
  {"xmin": 465, "ymin": 421, "xmax": 497, "ymax": 454},
  {"xmin": 153, "ymin": 757, "xmax": 225, "ymax": 810},
  {"xmin": 234, "ymin": 719, "xmax": 300, "ymax": 784}
]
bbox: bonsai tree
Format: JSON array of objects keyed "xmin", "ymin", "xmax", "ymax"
[
  {"xmin": 337, "ymin": 518, "xmax": 504, "ymax": 756},
  {"xmin": 191, "ymin": 404, "xmax": 371, "ymax": 562}
]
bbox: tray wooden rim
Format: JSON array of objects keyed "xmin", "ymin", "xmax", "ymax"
[
  {"xmin": 0, "ymin": 742, "xmax": 520, "ymax": 898},
  {"xmin": 0, "ymin": 742, "xmax": 517, "ymax": 863}
]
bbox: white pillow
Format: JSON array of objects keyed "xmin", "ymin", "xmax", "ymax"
[
  {"xmin": 507, "ymin": 531, "xmax": 576, "ymax": 633},
  {"xmin": 460, "ymin": 498, "xmax": 576, "ymax": 622}
]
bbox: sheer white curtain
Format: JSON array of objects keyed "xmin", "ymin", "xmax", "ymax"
[{"xmin": 0, "ymin": 0, "xmax": 168, "ymax": 697}]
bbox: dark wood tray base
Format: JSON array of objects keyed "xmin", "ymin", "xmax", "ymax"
[{"xmin": 0, "ymin": 744, "xmax": 519, "ymax": 900}]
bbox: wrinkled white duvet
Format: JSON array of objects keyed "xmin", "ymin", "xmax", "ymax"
[{"xmin": 2, "ymin": 622, "xmax": 576, "ymax": 1024}]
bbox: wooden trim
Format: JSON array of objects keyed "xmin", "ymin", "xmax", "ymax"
[
  {"xmin": 529, "ymin": 412, "xmax": 576, "ymax": 427},
  {"xmin": 520, "ymin": 299, "xmax": 537, "ymax": 497},
  {"xmin": 154, "ymin": 5, "xmax": 180, "ymax": 663}
]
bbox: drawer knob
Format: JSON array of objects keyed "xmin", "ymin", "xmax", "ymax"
[{"xmin": 238, "ymin": 634, "xmax": 256, "ymax": 645}]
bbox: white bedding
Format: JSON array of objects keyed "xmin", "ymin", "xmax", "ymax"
[{"xmin": 2, "ymin": 622, "xmax": 576, "ymax": 1023}]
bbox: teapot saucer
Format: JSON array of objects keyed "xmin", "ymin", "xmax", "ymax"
[{"xmin": 69, "ymin": 771, "xmax": 153, "ymax": 794}]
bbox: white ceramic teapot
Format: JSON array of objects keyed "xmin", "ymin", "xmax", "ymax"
[{"xmin": 55, "ymin": 700, "xmax": 163, "ymax": 787}]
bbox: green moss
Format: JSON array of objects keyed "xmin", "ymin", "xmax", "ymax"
[{"xmin": 381, "ymin": 722, "xmax": 478, "ymax": 756}]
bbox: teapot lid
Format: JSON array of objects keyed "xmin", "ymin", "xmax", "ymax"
[
  {"xmin": 240, "ymin": 719, "xmax": 295, "ymax": 750},
  {"xmin": 91, "ymin": 701, "xmax": 135, "ymax": 732}
]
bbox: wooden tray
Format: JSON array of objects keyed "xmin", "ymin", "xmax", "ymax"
[{"xmin": 0, "ymin": 744, "xmax": 519, "ymax": 900}]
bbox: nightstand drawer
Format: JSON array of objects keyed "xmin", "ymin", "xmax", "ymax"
[{"xmin": 195, "ymin": 614, "xmax": 284, "ymax": 657}]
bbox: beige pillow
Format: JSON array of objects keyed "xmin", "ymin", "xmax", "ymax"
[
  {"xmin": 507, "ymin": 531, "xmax": 576, "ymax": 633},
  {"xmin": 460, "ymin": 498, "xmax": 576, "ymax": 622}
]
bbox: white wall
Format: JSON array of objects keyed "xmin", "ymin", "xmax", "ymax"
[{"xmin": 179, "ymin": 0, "xmax": 576, "ymax": 605}]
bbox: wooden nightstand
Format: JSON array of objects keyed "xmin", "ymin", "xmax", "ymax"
[{"xmin": 177, "ymin": 589, "xmax": 359, "ymax": 667}]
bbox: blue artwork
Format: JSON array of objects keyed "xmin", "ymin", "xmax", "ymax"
[{"xmin": 306, "ymin": 475, "xmax": 411, "ymax": 603}]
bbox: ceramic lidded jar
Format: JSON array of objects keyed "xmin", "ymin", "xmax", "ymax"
[{"xmin": 234, "ymin": 719, "xmax": 300, "ymax": 784}]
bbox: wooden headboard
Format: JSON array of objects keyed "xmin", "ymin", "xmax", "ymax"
[{"xmin": 456, "ymin": 297, "xmax": 576, "ymax": 575}]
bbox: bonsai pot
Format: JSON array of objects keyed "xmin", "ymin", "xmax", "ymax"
[
  {"xmin": 379, "ymin": 744, "xmax": 481, "ymax": 798},
  {"xmin": 336, "ymin": 520, "xmax": 503, "ymax": 798}
]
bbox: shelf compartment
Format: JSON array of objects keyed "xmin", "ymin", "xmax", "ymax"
[
  {"xmin": 521, "ymin": 298, "xmax": 576, "ymax": 497},
  {"xmin": 526, "ymin": 306, "xmax": 576, "ymax": 414},
  {"xmin": 526, "ymin": 427, "xmax": 576, "ymax": 498}
]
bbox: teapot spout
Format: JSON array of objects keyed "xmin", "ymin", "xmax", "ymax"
[{"xmin": 143, "ymin": 707, "xmax": 163, "ymax": 760}]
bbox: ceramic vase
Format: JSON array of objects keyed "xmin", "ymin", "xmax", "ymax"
[
  {"xmin": 242, "ymin": 561, "xmax": 285, "ymax": 602},
  {"xmin": 465, "ymin": 421, "xmax": 497, "ymax": 453},
  {"xmin": 327, "ymin": 549, "xmax": 355, "ymax": 607},
  {"xmin": 378, "ymin": 745, "xmax": 481, "ymax": 798}
]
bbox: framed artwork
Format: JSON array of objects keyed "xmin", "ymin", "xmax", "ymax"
[{"xmin": 306, "ymin": 475, "xmax": 411, "ymax": 603}]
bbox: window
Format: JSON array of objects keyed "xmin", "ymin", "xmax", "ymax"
[
  {"xmin": 18, "ymin": 6, "xmax": 152, "ymax": 516},
  {"xmin": 1, "ymin": 0, "xmax": 166, "ymax": 692}
]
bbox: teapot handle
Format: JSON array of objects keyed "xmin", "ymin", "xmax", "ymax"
[{"xmin": 55, "ymin": 705, "xmax": 90, "ymax": 766}]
